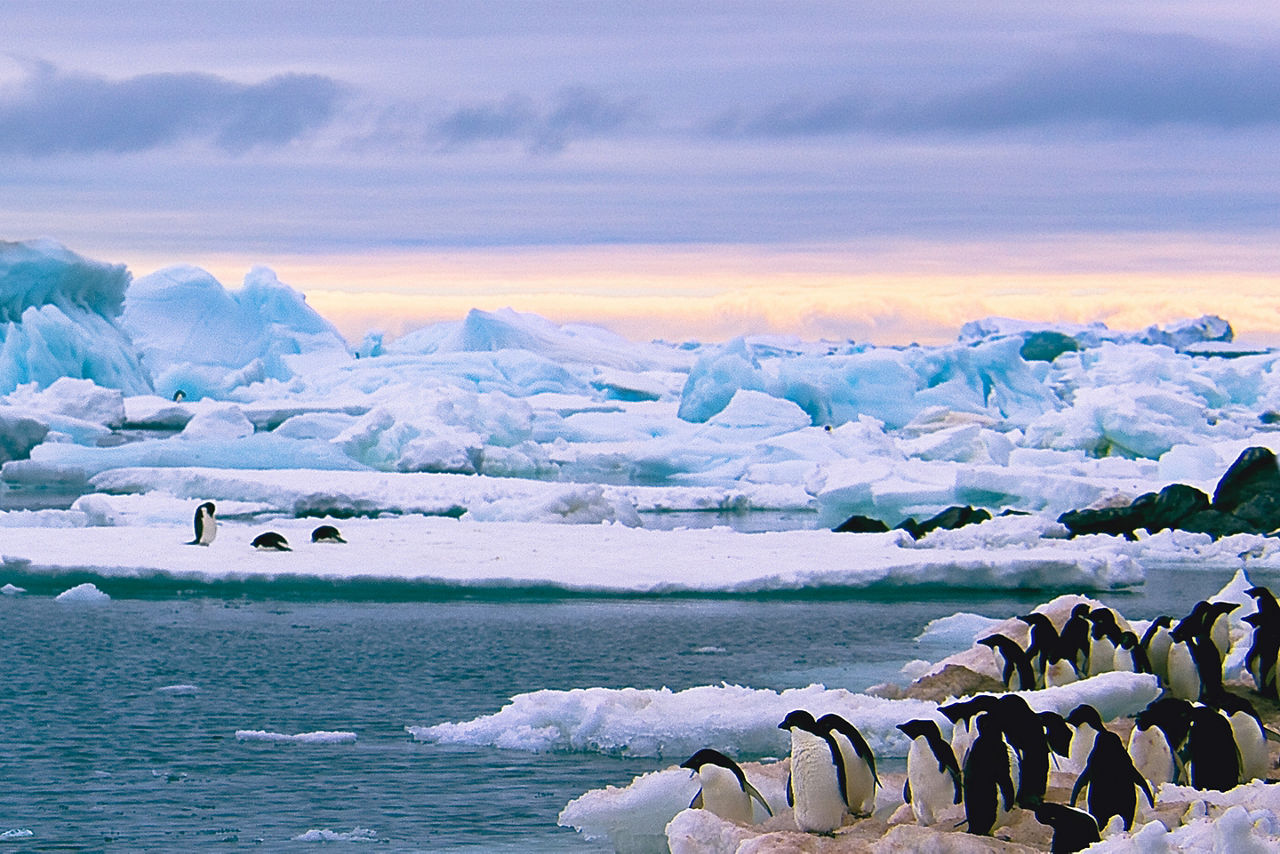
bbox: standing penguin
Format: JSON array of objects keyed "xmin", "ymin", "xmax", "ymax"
[
  {"xmin": 1133, "ymin": 697, "xmax": 1194, "ymax": 785},
  {"xmin": 1018, "ymin": 612, "xmax": 1061, "ymax": 686},
  {"xmin": 1127, "ymin": 708, "xmax": 1178, "ymax": 787},
  {"xmin": 939, "ymin": 694, "xmax": 1001, "ymax": 767},
  {"xmin": 187, "ymin": 501, "xmax": 217, "ymax": 546},
  {"xmin": 1058, "ymin": 604, "xmax": 1092, "ymax": 676},
  {"xmin": 962, "ymin": 713, "xmax": 1017, "ymax": 836},
  {"xmin": 1033, "ymin": 803, "xmax": 1101, "ymax": 854},
  {"xmin": 1212, "ymin": 694, "xmax": 1270, "ymax": 784},
  {"xmin": 1139, "ymin": 616, "xmax": 1174, "ymax": 683},
  {"xmin": 1170, "ymin": 614, "xmax": 1225, "ymax": 701},
  {"xmin": 778, "ymin": 710, "xmax": 849, "ymax": 834},
  {"xmin": 817, "ymin": 713, "xmax": 879, "ymax": 817},
  {"xmin": 896, "ymin": 719, "xmax": 962, "ymax": 826},
  {"xmin": 1184, "ymin": 704, "xmax": 1242, "ymax": 791},
  {"xmin": 1070, "ymin": 729, "xmax": 1154, "ymax": 831},
  {"xmin": 1245, "ymin": 585, "xmax": 1280, "ymax": 699},
  {"xmin": 1064, "ymin": 704, "xmax": 1107, "ymax": 776},
  {"xmin": 679, "ymin": 748, "xmax": 773, "ymax": 824},
  {"xmin": 979, "ymin": 634, "xmax": 1037, "ymax": 692},
  {"xmin": 1203, "ymin": 601, "xmax": 1239, "ymax": 661},
  {"xmin": 1085, "ymin": 609, "xmax": 1122, "ymax": 678},
  {"xmin": 1112, "ymin": 631, "xmax": 1153, "ymax": 674}
]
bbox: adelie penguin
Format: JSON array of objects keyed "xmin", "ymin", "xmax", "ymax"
[
  {"xmin": 978, "ymin": 633, "xmax": 1037, "ymax": 691},
  {"xmin": 778, "ymin": 710, "xmax": 855, "ymax": 834},
  {"xmin": 816, "ymin": 713, "xmax": 879, "ymax": 817},
  {"xmin": 679, "ymin": 748, "xmax": 772, "ymax": 824},
  {"xmin": 961, "ymin": 713, "xmax": 1017, "ymax": 837},
  {"xmin": 187, "ymin": 502, "xmax": 217, "ymax": 546},
  {"xmin": 1070, "ymin": 729, "xmax": 1154, "ymax": 832},
  {"xmin": 251, "ymin": 531, "xmax": 291, "ymax": 551},
  {"xmin": 311, "ymin": 524, "xmax": 347, "ymax": 544},
  {"xmin": 1184, "ymin": 703, "xmax": 1241, "ymax": 792},
  {"xmin": 1064, "ymin": 704, "xmax": 1107, "ymax": 776},
  {"xmin": 897, "ymin": 719, "xmax": 962, "ymax": 827},
  {"xmin": 1034, "ymin": 803, "xmax": 1101, "ymax": 854}
]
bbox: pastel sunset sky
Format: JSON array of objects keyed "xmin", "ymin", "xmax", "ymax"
[{"xmin": 5, "ymin": 1, "xmax": 1279, "ymax": 344}]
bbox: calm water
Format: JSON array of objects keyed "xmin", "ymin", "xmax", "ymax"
[{"xmin": 0, "ymin": 566, "xmax": 1264, "ymax": 851}]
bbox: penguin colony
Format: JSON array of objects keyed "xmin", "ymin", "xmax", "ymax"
[
  {"xmin": 183, "ymin": 501, "xmax": 346, "ymax": 551},
  {"xmin": 676, "ymin": 590, "xmax": 1280, "ymax": 850}
]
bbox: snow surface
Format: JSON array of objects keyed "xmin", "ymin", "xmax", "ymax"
[{"xmin": 6, "ymin": 241, "xmax": 1280, "ymax": 851}]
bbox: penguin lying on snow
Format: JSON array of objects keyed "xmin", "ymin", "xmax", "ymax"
[
  {"xmin": 896, "ymin": 719, "xmax": 961, "ymax": 826},
  {"xmin": 311, "ymin": 524, "xmax": 347, "ymax": 543},
  {"xmin": 251, "ymin": 531, "xmax": 291, "ymax": 551},
  {"xmin": 187, "ymin": 502, "xmax": 217, "ymax": 546},
  {"xmin": 679, "ymin": 748, "xmax": 772, "ymax": 824}
]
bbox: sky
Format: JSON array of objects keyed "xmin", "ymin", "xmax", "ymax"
[{"xmin": 4, "ymin": 1, "xmax": 1280, "ymax": 345}]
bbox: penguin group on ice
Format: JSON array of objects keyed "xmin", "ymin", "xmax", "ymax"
[
  {"xmin": 674, "ymin": 587, "xmax": 1280, "ymax": 851},
  {"xmin": 183, "ymin": 501, "xmax": 346, "ymax": 551}
]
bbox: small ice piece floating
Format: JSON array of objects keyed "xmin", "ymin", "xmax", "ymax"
[
  {"xmin": 291, "ymin": 827, "xmax": 378, "ymax": 843},
  {"xmin": 54, "ymin": 582, "xmax": 109, "ymax": 602},
  {"xmin": 1, "ymin": 583, "xmax": 25, "ymax": 596},
  {"xmin": 234, "ymin": 730, "xmax": 357, "ymax": 744}
]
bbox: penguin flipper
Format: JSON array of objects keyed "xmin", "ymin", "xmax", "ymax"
[
  {"xmin": 1264, "ymin": 726, "xmax": 1280, "ymax": 743},
  {"xmin": 744, "ymin": 781, "xmax": 773, "ymax": 817},
  {"xmin": 786, "ymin": 772, "xmax": 794, "ymax": 808},
  {"xmin": 689, "ymin": 789, "xmax": 703, "ymax": 810},
  {"xmin": 903, "ymin": 778, "xmax": 912, "ymax": 804}
]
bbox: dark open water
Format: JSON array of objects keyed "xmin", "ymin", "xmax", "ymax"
[{"xmin": 0, "ymin": 565, "xmax": 1265, "ymax": 851}]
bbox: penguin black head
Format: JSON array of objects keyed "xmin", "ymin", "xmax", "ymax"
[
  {"xmin": 251, "ymin": 531, "xmax": 291, "ymax": 551},
  {"xmin": 1206, "ymin": 601, "xmax": 1240, "ymax": 621},
  {"xmin": 1244, "ymin": 611, "xmax": 1265, "ymax": 628},
  {"xmin": 938, "ymin": 694, "xmax": 1000, "ymax": 723},
  {"xmin": 1117, "ymin": 631, "xmax": 1140, "ymax": 649},
  {"xmin": 1065, "ymin": 704, "xmax": 1105, "ymax": 731},
  {"xmin": 779, "ymin": 709, "xmax": 820, "ymax": 733},
  {"xmin": 1033, "ymin": 802, "xmax": 1101, "ymax": 853},
  {"xmin": 173, "ymin": 389, "xmax": 186, "ymax": 402},
  {"xmin": 1070, "ymin": 604, "xmax": 1091, "ymax": 618},
  {"xmin": 1212, "ymin": 692, "xmax": 1263, "ymax": 725},
  {"xmin": 311, "ymin": 524, "xmax": 346, "ymax": 543},
  {"xmin": 1039, "ymin": 711, "xmax": 1073, "ymax": 756},
  {"xmin": 1247, "ymin": 585, "xmax": 1280, "ymax": 609},
  {"xmin": 680, "ymin": 748, "xmax": 746, "ymax": 783},
  {"xmin": 896, "ymin": 718, "xmax": 945, "ymax": 742},
  {"xmin": 817, "ymin": 712, "xmax": 878, "ymax": 776}
]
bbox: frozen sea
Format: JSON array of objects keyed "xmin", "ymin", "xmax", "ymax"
[{"xmin": 1, "ymin": 564, "xmax": 1265, "ymax": 851}]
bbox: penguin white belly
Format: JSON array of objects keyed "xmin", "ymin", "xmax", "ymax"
[
  {"xmin": 1211, "ymin": 618, "xmax": 1230, "ymax": 661},
  {"xmin": 1166, "ymin": 642, "xmax": 1200, "ymax": 701},
  {"xmin": 950, "ymin": 720, "xmax": 974, "ymax": 768},
  {"xmin": 828, "ymin": 729, "xmax": 875, "ymax": 815},
  {"xmin": 1045, "ymin": 660, "xmax": 1078, "ymax": 688},
  {"xmin": 1112, "ymin": 646, "xmax": 1135, "ymax": 672},
  {"xmin": 1127, "ymin": 726, "xmax": 1175, "ymax": 786},
  {"xmin": 1229, "ymin": 712, "xmax": 1269, "ymax": 783},
  {"xmin": 695, "ymin": 764, "xmax": 753, "ymax": 824},
  {"xmin": 1088, "ymin": 638, "xmax": 1116, "ymax": 677},
  {"xmin": 1066, "ymin": 727, "xmax": 1097, "ymax": 775},
  {"xmin": 905, "ymin": 739, "xmax": 954, "ymax": 826},
  {"xmin": 789, "ymin": 731, "xmax": 847, "ymax": 833}
]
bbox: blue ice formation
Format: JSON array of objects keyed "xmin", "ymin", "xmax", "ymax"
[
  {"xmin": 122, "ymin": 264, "xmax": 350, "ymax": 399},
  {"xmin": 0, "ymin": 239, "xmax": 153, "ymax": 395}
]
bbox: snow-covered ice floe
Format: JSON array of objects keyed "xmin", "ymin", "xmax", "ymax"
[{"xmin": 234, "ymin": 730, "xmax": 357, "ymax": 744}]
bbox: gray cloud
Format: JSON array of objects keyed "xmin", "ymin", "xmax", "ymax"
[
  {"xmin": 714, "ymin": 32, "xmax": 1280, "ymax": 137},
  {"xmin": 434, "ymin": 87, "xmax": 640, "ymax": 153},
  {"xmin": 0, "ymin": 60, "xmax": 342, "ymax": 156}
]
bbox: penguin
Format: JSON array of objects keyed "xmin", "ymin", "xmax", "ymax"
[
  {"xmin": 172, "ymin": 389, "xmax": 186, "ymax": 402},
  {"xmin": 311, "ymin": 524, "xmax": 347, "ymax": 544},
  {"xmin": 961, "ymin": 713, "xmax": 1017, "ymax": 836},
  {"xmin": 778, "ymin": 710, "xmax": 849, "ymax": 834},
  {"xmin": 187, "ymin": 502, "xmax": 217, "ymax": 546},
  {"xmin": 1070, "ymin": 729, "xmax": 1154, "ymax": 831},
  {"xmin": 1203, "ymin": 601, "xmax": 1239, "ymax": 661},
  {"xmin": 1170, "ymin": 614, "xmax": 1225, "ymax": 701},
  {"xmin": 939, "ymin": 694, "xmax": 1001, "ymax": 767},
  {"xmin": 978, "ymin": 633, "xmax": 1037, "ymax": 692},
  {"xmin": 817, "ymin": 713, "xmax": 879, "ymax": 817},
  {"xmin": 1064, "ymin": 704, "xmax": 1106, "ymax": 776},
  {"xmin": 1018, "ymin": 612, "xmax": 1061, "ymax": 685},
  {"xmin": 1244, "ymin": 610, "xmax": 1280, "ymax": 699},
  {"xmin": 1058, "ymin": 603, "xmax": 1092, "ymax": 675},
  {"xmin": 1212, "ymin": 694, "xmax": 1270, "ymax": 783},
  {"xmin": 1112, "ymin": 631, "xmax": 1152, "ymax": 674},
  {"xmin": 1033, "ymin": 802, "xmax": 1101, "ymax": 854},
  {"xmin": 1044, "ymin": 646, "xmax": 1080, "ymax": 688},
  {"xmin": 1166, "ymin": 636, "xmax": 1201, "ymax": 702},
  {"xmin": 679, "ymin": 748, "xmax": 773, "ymax": 824},
  {"xmin": 896, "ymin": 719, "xmax": 962, "ymax": 826},
  {"xmin": 1134, "ymin": 697, "xmax": 1194, "ymax": 785},
  {"xmin": 1085, "ymin": 608, "xmax": 1122, "ymax": 677},
  {"xmin": 991, "ymin": 694, "xmax": 1054, "ymax": 808},
  {"xmin": 1185, "ymin": 703, "xmax": 1242, "ymax": 791},
  {"xmin": 251, "ymin": 531, "xmax": 291, "ymax": 551},
  {"xmin": 1127, "ymin": 708, "xmax": 1178, "ymax": 787},
  {"xmin": 1139, "ymin": 616, "xmax": 1174, "ymax": 683}
]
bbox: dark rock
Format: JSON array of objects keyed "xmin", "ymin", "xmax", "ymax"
[
  {"xmin": 833, "ymin": 514, "xmax": 890, "ymax": 534},
  {"xmin": 1179, "ymin": 509, "xmax": 1258, "ymax": 539},
  {"xmin": 894, "ymin": 517, "xmax": 925, "ymax": 540},
  {"xmin": 1019, "ymin": 330, "xmax": 1080, "ymax": 363},
  {"xmin": 918, "ymin": 504, "xmax": 993, "ymax": 536},
  {"xmin": 1138, "ymin": 483, "xmax": 1211, "ymax": 534},
  {"xmin": 1213, "ymin": 447, "xmax": 1280, "ymax": 513},
  {"xmin": 1229, "ymin": 493, "xmax": 1280, "ymax": 533},
  {"xmin": 1057, "ymin": 505, "xmax": 1144, "ymax": 539}
]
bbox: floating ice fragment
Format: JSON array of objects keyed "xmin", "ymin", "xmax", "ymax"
[
  {"xmin": 235, "ymin": 730, "xmax": 357, "ymax": 744},
  {"xmin": 54, "ymin": 582, "xmax": 109, "ymax": 602}
]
